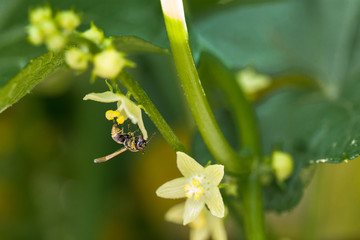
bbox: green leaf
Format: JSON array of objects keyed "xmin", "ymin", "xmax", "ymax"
[
  {"xmin": 194, "ymin": 0, "xmax": 360, "ymax": 75},
  {"xmin": 0, "ymin": 52, "xmax": 66, "ymax": 113},
  {"xmin": 188, "ymin": 0, "xmax": 285, "ymax": 17},
  {"xmin": 192, "ymin": 0, "xmax": 360, "ymax": 212},
  {"xmin": 112, "ymin": 36, "xmax": 169, "ymax": 55}
]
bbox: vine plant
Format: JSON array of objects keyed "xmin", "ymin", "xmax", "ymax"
[{"xmin": 1, "ymin": 0, "xmax": 360, "ymax": 239}]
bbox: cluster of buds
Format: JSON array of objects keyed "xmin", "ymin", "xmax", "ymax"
[
  {"xmin": 65, "ymin": 21, "xmax": 135, "ymax": 78},
  {"xmin": 28, "ymin": 6, "xmax": 134, "ymax": 80},
  {"xmin": 27, "ymin": 6, "xmax": 80, "ymax": 52}
]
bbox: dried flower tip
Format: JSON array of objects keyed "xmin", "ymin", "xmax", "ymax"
[{"xmin": 160, "ymin": 0, "xmax": 187, "ymax": 28}]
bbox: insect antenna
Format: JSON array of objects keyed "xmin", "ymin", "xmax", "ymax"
[{"xmin": 146, "ymin": 132, "xmax": 156, "ymax": 144}]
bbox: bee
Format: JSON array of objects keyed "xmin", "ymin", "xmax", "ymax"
[{"xmin": 94, "ymin": 121, "xmax": 155, "ymax": 163}]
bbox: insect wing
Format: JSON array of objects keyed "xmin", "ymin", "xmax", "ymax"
[{"xmin": 94, "ymin": 148, "xmax": 127, "ymax": 163}]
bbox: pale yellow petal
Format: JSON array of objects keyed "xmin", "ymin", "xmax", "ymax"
[
  {"xmin": 208, "ymin": 215, "xmax": 227, "ymax": 240},
  {"xmin": 164, "ymin": 203, "xmax": 185, "ymax": 224},
  {"xmin": 204, "ymin": 188, "xmax": 224, "ymax": 218},
  {"xmin": 83, "ymin": 91, "xmax": 121, "ymax": 102},
  {"xmin": 118, "ymin": 95, "xmax": 148, "ymax": 139},
  {"xmin": 183, "ymin": 198, "xmax": 205, "ymax": 225},
  {"xmin": 156, "ymin": 178, "xmax": 188, "ymax": 199},
  {"xmin": 204, "ymin": 165, "xmax": 224, "ymax": 186},
  {"xmin": 190, "ymin": 227, "xmax": 209, "ymax": 240},
  {"xmin": 177, "ymin": 152, "xmax": 204, "ymax": 177}
]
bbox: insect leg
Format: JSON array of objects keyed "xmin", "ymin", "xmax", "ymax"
[{"xmin": 94, "ymin": 148, "xmax": 128, "ymax": 163}]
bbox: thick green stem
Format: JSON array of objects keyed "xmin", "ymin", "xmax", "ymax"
[
  {"xmin": 221, "ymin": 61, "xmax": 266, "ymax": 240},
  {"xmin": 118, "ymin": 71, "xmax": 187, "ymax": 153},
  {"xmin": 161, "ymin": 4, "xmax": 242, "ymax": 172},
  {"xmin": 240, "ymin": 173, "xmax": 266, "ymax": 240},
  {"xmin": 161, "ymin": 0, "xmax": 266, "ymax": 238},
  {"xmin": 199, "ymin": 53, "xmax": 266, "ymax": 239}
]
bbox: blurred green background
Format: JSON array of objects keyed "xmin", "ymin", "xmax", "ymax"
[{"xmin": 1, "ymin": 0, "xmax": 360, "ymax": 239}]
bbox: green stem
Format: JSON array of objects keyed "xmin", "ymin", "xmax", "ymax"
[
  {"xmin": 199, "ymin": 53, "xmax": 266, "ymax": 239},
  {"xmin": 239, "ymin": 174, "xmax": 266, "ymax": 240},
  {"xmin": 198, "ymin": 53, "xmax": 261, "ymax": 156},
  {"xmin": 224, "ymin": 64, "xmax": 267, "ymax": 240},
  {"xmin": 161, "ymin": 4, "xmax": 241, "ymax": 173},
  {"xmin": 161, "ymin": 1, "xmax": 266, "ymax": 238},
  {"xmin": 118, "ymin": 71, "xmax": 187, "ymax": 153}
]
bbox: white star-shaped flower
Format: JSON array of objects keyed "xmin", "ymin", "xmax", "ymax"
[{"xmin": 156, "ymin": 152, "xmax": 225, "ymax": 225}]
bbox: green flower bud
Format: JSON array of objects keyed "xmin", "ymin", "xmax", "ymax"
[
  {"xmin": 93, "ymin": 49, "xmax": 134, "ymax": 79},
  {"xmin": 271, "ymin": 151, "xmax": 294, "ymax": 181},
  {"xmin": 82, "ymin": 23, "xmax": 104, "ymax": 45},
  {"xmin": 45, "ymin": 33, "xmax": 67, "ymax": 52},
  {"xmin": 65, "ymin": 47, "xmax": 89, "ymax": 70},
  {"xmin": 38, "ymin": 20, "xmax": 58, "ymax": 37},
  {"xmin": 29, "ymin": 6, "xmax": 52, "ymax": 25},
  {"xmin": 56, "ymin": 10, "xmax": 81, "ymax": 33},
  {"xmin": 237, "ymin": 67, "xmax": 271, "ymax": 99},
  {"xmin": 27, "ymin": 25, "xmax": 44, "ymax": 45}
]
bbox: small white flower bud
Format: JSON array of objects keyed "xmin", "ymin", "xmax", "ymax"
[
  {"xmin": 93, "ymin": 49, "xmax": 132, "ymax": 79},
  {"xmin": 65, "ymin": 48, "xmax": 89, "ymax": 70},
  {"xmin": 56, "ymin": 10, "xmax": 81, "ymax": 33},
  {"xmin": 30, "ymin": 6, "xmax": 52, "ymax": 24},
  {"xmin": 272, "ymin": 151, "xmax": 294, "ymax": 181}
]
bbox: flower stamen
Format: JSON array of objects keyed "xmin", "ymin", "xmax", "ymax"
[
  {"xmin": 106, "ymin": 110, "xmax": 125, "ymax": 124},
  {"xmin": 184, "ymin": 178, "xmax": 204, "ymax": 200}
]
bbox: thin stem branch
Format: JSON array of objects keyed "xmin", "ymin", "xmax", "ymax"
[{"xmin": 118, "ymin": 71, "xmax": 187, "ymax": 153}]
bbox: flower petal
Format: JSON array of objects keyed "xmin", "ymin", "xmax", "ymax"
[
  {"xmin": 164, "ymin": 203, "xmax": 185, "ymax": 224},
  {"xmin": 83, "ymin": 91, "xmax": 121, "ymax": 102},
  {"xmin": 190, "ymin": 227, "xmax": 209, "ymax": 240},
  {"xmin": 118, "ymin": 95, "xmax": 148, "ymax": 139},
  {"xmin": 177, "ymin": 152, "xmax": 204, "ymax": 177},
  {"xmin": 204, "ymin": 165, "xmax": 224, "ymax": 186},
  {"xmin": 183, "ymin": 197, "xmax": 205, "ymax": 225},
  {"xmin": 156, "ymin": 177, "xmax": 188, "ymax": 199},
  {"xmin": 204, "ymin": 188, "xmax": 224, "ymax": 218},
  {"xmin": 209, "ymin": 217, "xmax": 227, "ymax": 240}
]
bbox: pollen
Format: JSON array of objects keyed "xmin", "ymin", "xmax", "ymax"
[
  {"xmin": 184, "ymin": 179, "xmax": 204, "ymax": 200},
  {"xmin": 105, "ymin": 110, "xmax": 120, "ymax": 120},
  {"xmin": 116, "ymin": 115, "xmax": 125, "ymax": 124}
]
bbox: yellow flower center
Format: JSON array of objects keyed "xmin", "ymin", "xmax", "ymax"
[
  {"xmin": 105, "ymin": 110, "xmax": 125, "ymax": 124},
  {"xmin": 184, "ymin": 179, "xmax": 204, "ymax": 200}
]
